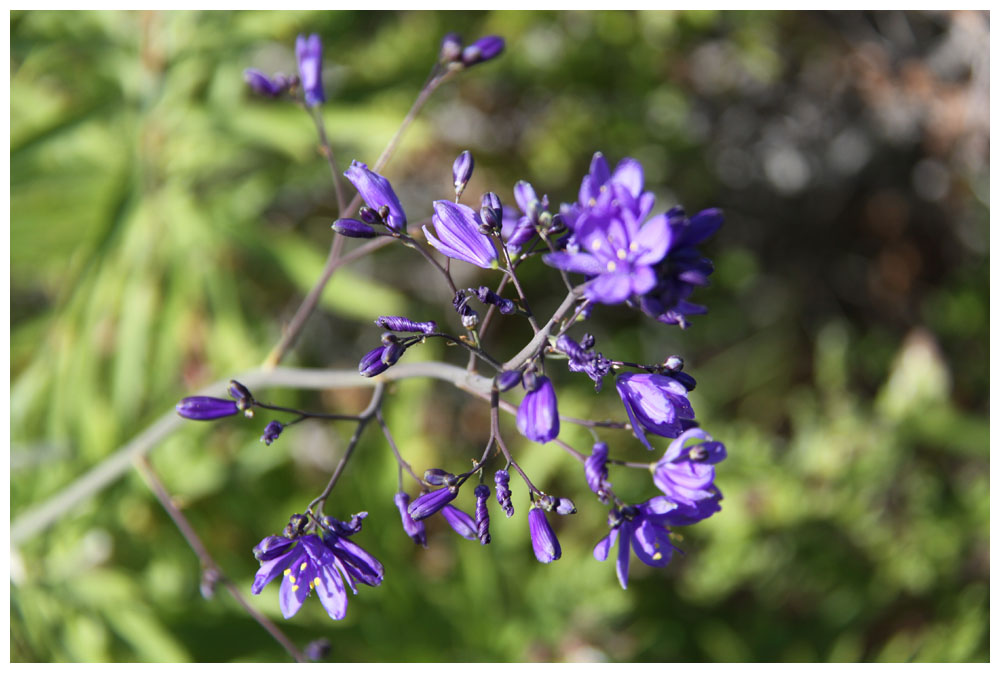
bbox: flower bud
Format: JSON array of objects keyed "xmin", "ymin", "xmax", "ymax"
[
  {"xmin": 260, "ymin": 420, "xmax": 284, "ymax": 446},
  {"xmin": 528, "ymin": 507, "xmax": 561, "ymax": 564},
  {"xmin": 176, "ymin": 396, "xmax": 240, "ymax": 421},
  {"xmin": 439, "ymin": 32, "xmax": 463, "ymax": 64},
  {"xmin": 380, "ymin": 340, "xmax": 405, "ymax": 366},
  {"xmin": 453, "ymin": 150, "xmax": 474, "ymax": 200},
  {"xmin": 394, "ymin": 492, "xmax": 427, "ymax": 547},
  {"xmin": 359, "ymin": 206, "xmax": 382, "ymax": 225},
  {"xmin": 461, "ymin": 35, "xmax": 505, "ymax": 67},
  {"xmin": 332, "ymin": 218, "xmax": 378, "ymax": 238},
  {"xmin": 358, "ymin": 346, "xmax": 390, "ymax": 377},
  {"xmin": 408, "ymin": 486, "xmax": 458, "ymax": 521},
  {"xmin": 474, "ymin": 484, "xmax": 491, "ymax": 545},
  {"xmin": 494, "ymin": 469, "xmax": 514, "ymax": 518},
  {"xmin": 228, "ymin": 380, "xmax": 254, "ymax": 413},
  {"xmin": 423, "ymin": 468, "xmax": 457, "ymax": 486},
  {"xmin": 496, "ymin": 370, "xmax": 522, "ymax": 392},
  {"xmin": 441, "ymin": 505, "xmax": 477, "ymax": 540},
  {"xmin": 375, "ymin": 315, "xmax": 437, "ymax": 334},
  {"xmin": 480, "ymin": 192, "xmax": 503, "ymax": 233}
]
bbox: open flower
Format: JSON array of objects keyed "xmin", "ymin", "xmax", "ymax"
[
  {"xmin": 251, "ymin": 514, "xmax": 383, "ymax": 621},
  {"xmin": 516, "ymin": 375, "xmax": 560, "ymax": 443},
  {"xmin": 423, "ymin": 200, "xmax": 499, "ymax": 269},
  {"xmin": 616, "ymin": 372, "xmax": 695, "ymax": 449},
  {"xmin": 653, "ymin": 428, "xmax": 726, "ymax": 509},
  {"xmin": 593, "ymin": 501, "xmax": 681, "ymax": 589}
]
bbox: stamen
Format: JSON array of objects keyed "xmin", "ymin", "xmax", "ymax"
[
  {"xmin": 607, "ymin": 261, "xmax": 617, "ymax": 272},
  {"xmin": 616, "ymin": 248, "xmax": 627, "ymax": 260}
]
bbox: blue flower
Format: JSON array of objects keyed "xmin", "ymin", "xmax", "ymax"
[
  {"xmin": 243, "ymin": 69, "xmax": 293, "ymax": 98},
  {"xmin": 653, "ymin": 428, "xmax": 726, "ymax": 510},
  {"xmin": 528, "ymin": 507, "xmax": 561, "ymax": 563},
  {"xmin": 516, "ymin": 375, "xmax": 560, "ymax": 443},
  {"xmin": 440, "ymin": 504, "xmax": 478, "ymax": 541},
  {"xmin": 407, "ymin": 486, "xmax": 458, "ymax": 521},
  {"xmin": 593, "ymin": 501, "xmax": 681, "ymax": 589},
  {"xmin": 344, "ymin": 161, "xmax": 407, "ymax": 232},
  {"xmin": 251, "ymin": 514, "xmax": 383, "ymax": 620},
  {"xmin": 176, "ymin": 396, "xmax": 239, "ymax": 421},
  {"xmin": 393, "ymin": 492, "xmax": 427, "ymax": 547},
  {"xmin": 423, "ymin": 200, "xmax": 499, "ymax": 269},
  {"xmin": 584, "ymin": 441, "xmax": 612, "ymax": 501},
  {"xmin": 616, "ymin": 372, "xmax": 695, "ymax": 449},
  {"xmin": 295, "ymin": 34, "xmax": 325, "ymax": 107},
  {"xmin": 461, "ymin": 35, "xmax": 505, "ymax": 67}
]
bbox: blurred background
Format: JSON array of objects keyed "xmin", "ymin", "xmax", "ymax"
[{"xmin": 10, "ymin": 10, "xmax": 989, "ymax": 662}]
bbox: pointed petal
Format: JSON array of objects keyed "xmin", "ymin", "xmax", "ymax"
[
  {"xmin": 314, "ymin": 565, "xmax": 348, "ymax": 620},
  {"xmin": 586, "ymin": 272, "xmax": 633, "ymax": 304},
  {"xmin": 613, "ymin": 158, "xmax": 644, "ymax": 198},
  {"xmin": 616, "ymin": 522, "xmax": 632, "ymax": 589},
  {"xmin": 632, "ymin": 213, "xmax": 672, "ymax": 266},
  {"xmin": 593, "ymin": 527, "xmax": 619, "ymax": 561},
  {"xmin": 542, "ymin": 251, "xmax": 605, "ymax": 276}
]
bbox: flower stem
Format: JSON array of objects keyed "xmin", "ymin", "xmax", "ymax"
[{"xmin": 134, "ymin": 456, "xmax": 306, "ymax": 663}]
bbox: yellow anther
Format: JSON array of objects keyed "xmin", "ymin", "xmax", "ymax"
[
  {"xmin": 300, "ymin": 561, "xmax": 308, "ymax": 572},
  {"xmin": 652, "ymin": 551, "xmax": 662, "ymax": 561},
  {"xmin": 291, "ymin": 584, "xmax": 299, "ymax": 592},
  {"xmin": 616, "ymin": 248, "xmax": 627, "ymax": 260},
  {"xmin": 588, "ymin": 198, "xmax": 597, "ymax": 207},
  {"xmin": 607, "ymin": 261, "xmax": 617, "ymax": 272},
  {"xmin": 592, "ymin": 240, "xmax": 602, "ymax": 251},
  {"xmin": 283, "ymin": 568, "xmax": 291, "ymax": 576},
  {"xmin": 629, "ymin": 241, "xmax": 638, "ymax": 252}
]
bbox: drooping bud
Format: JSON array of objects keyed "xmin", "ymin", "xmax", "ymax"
[
  {"xmin": 359, "ymin": 206, "xmax": 382, "ymax": 225},
  {"xmin": 408, "ymin": 486, "xmax": 459, "ymax": 521},
  {"xmin": 394, "ymin": 492, "xmax": 427, "ymax": 547},
  {"xmin": 423, "ymin": 468, "xmax": 457, "ymax": 486},
  {"xmin": 516, "ymin": 375, "xmax": 559, "ymax": 443},
  {"xmin": 332, "ymin": 218, "xmax": 378, "ymax": 238},
  {"xmin": 380, "ymin": 340, "xmax": 405, "ymax": 366},
  {"xmin": 494, "ymin": 469, "xmax": 514, "ymax": 518},
  {"xmin": 260, "ymin": 421, "xmax": 284, "ymax": 446},
  {"xmin": 441, "ymin": 505, "xmax": 478, "ymax": 541},
  {"xmin": 358, "ymin": 346, "xmax": 390, "ymax": 377},
  {"xmin": 461, "ymin": 35, "xmax": 505, "ymax": 67},
  {"xmin": 528, "ymin": 507, "xmax": 561, "ymax": 563},
  {"xmin": 283, "ymin": 513, "xmax": 309, "ymax": 538},
  {"xmin": 479, "ymin": 192, "xmax": 503, "ymax": 234},
  {"xmin": 474, "ymin": 285, "xmax": 515, "ymax": 315},
  {"xmin": 439, "ymin": 32, "xmax": 463, "ymax": 65},
  {"xmin": 176, "ymin": 396, "xmax": 240, "ymax": 421},
  {"xmin": 585, "ymin": 441, "xmax": 611, "ymax": 502},
  {"xmin": 496, "ymin": 370, "xmax": 522, "ymax": 392},
  {"xmin": 228, "ymin": 380, "xmax": 255, "ymax": 414},
  {"xmin": 243, "ymin": 69, "xmax": 292, "ymax": 98},
  {"xmin": 344, "ymin": 160, "xmax": 407, "ymax": 232},
  {"xmin": 474, "ymin": 484, "xmax": 491, "ymax": 545},
  {"xmin": 305, "ymin": 639, "xmax": 331, "ymax": 662},
  {"xmin": 375, "ymin": 315, "xmax": 437, "ymax": 334},
  {"xmin": 452, "ymin": 151, "xmax": 474, "ymax": 200}
]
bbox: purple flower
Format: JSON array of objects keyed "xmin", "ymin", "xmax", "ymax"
[
  {"xmin": 423, "ymin": 200, "xmax": 499, "ymax": 269},
  {"xmin": 243, "ymin": 69, "xmax": 293, "ymax": 98},
  {"xmin": 452, "ymin": 150, "xmax": 474, "ymax": 199},
  {"xmin": 441, "ymin": 504, "xmax": 478, "ymax": 541},
  {"xmin": 496, "ymin": 370, "xmax": 522, "ymax": 392},
  {"xmin": 439, "ymin": 32, "xmax": 463, "ymax": 64},
  {"xmin": 494, "ymin": 469, "xmax": 514, "ymax": 517},
  {"xmin": 251, "ymin": 514, "xmax": 383, "ymax": 620},
  {"xmin": 653, "ymin": 428, "xmax": 726, "ymax": 510},
  {"xmin": 261, "ymin": 421, "xmax": 284, "ymax": 446},
  {"xmin": 474, "ymin": 484, "xmax": 491, "ymax": 545},
  {"xmin": 585, "ymin": 442, "xmax": 612, "ymax": 501},
  {"xmin": 528, "ymin": 507, "xmax": 561, "ymax": 563},
  {"xmin": 408, "ymin": 486, "xmax": 458, "ymax": 521},
  {"xmin": 556, "ymin": 333, "xmax": 612, "ymax": 391},
  {"xmin": 461, "ymin": 35, "xmax": 505, "ymax": 66},
  {"xmin": 516, "ymin": 375, "xmax": 560, "ymax": 443},
  {"xmin": 543, "ymin": 206, "xmax": 672, "ymax": 305},
  {"xmin": 344, "ymin": 161, "xmax": 407, "ymax": 232},
  {"xmin": 358, "ymin": 346, "xmax": 390, "ymax": 377},
  {"xmin": 295, "ymin": 34, "xmax": 325, "ymax": 107},
  {"xmin": 616, "ymin": 372, "xmax": 695, "ymax": 449},
  {"xmin": 332, "ymin": 218, "xmax": 378, "ymax": 238},
  {"xmin": 394, "ymin": 492, "xmax": 427, "ymax": 547},
  {"xmin": 593, "ymin": 502, "xmax": 681, "ymax": 589},
  {"xmin": 176, "ymin": 396, "xmax": 239, "ymax": 421},
  {"xmin": 375, "ymin": 315, "xmax": 437, "ymax": 334},
  {"xmin": 637, "ymin": 207, "xmax": 723, "ymax": 328}
]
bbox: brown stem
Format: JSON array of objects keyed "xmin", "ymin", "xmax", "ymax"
[{"xmin": 134, "ymin": 456, "xmax": 307, "ymax": 663}]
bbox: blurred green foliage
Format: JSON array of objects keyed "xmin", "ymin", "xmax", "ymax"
[{"xmin": 11, "ymin": 10, "xmax": 988, "ymax": 663}]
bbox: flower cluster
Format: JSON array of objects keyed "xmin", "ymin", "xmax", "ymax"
[{"xmin": 174, "ymin": 29, "xmax": 729, "ymax": 646}]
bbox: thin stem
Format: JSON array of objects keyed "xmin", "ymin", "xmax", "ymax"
[
  {"xmin": 310, "ymin": 106, "xmax": 346, "ymax": 213},
  {"xmin": 503, "ymin": 287, "xmax": 584, "ymax": 372},
  {"xmin": 372, "ymin": 69, "xmax": 455, "ymax": 174},
  {"xmin": 608, "ymin": 458, "xmax": 656, "ymax": 469},
  {"xmin": 307, "ymin": 383, "xmax": 385, "ymax": 515},
  {"xmin": 254, "ymin": 401, "xmax": 360, "ymax": 421},
  {"xmin": 422, "ymin": 332, "xmax": 502, "ymax": 370},
  {"xmin": 263, "ymin": 236, "xmax": 394, "ymax": 368},
  {"xmin": 489, "ymin": 388, "xmax": 540, "ymax": 495},
  {"xmin": 538, "ymin": 230, "xmax": 575, "ymax": 293},
  {"xmin": 134, "ymin": 456, "xmax": 306, "ymax": 663},
  {"xmin": 376, "ymin": 409, "xmax": 424, "ymax": 487},
  {"xmin": 399, "ymin": 234, "xmax": 458, "ymax": 295},
  {"xmin": 499, "ymin": 242, "xmax": 540, "ymax": 333}
]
